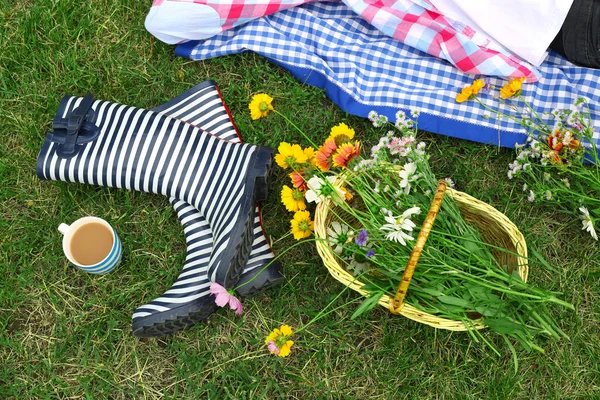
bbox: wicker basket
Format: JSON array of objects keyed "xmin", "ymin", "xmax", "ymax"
[{"xmin": 314, "ymin": 179, "xmax": 529, "ymax": 331}]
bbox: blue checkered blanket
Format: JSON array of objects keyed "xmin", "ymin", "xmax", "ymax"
[{"xmin": 176, "ymin": 1, "xmax": 600, "ymax": 149}]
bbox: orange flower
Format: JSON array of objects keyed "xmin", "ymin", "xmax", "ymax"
[
  {"xmin": 332, "ymin": 141, "xmax": 360, "ymax": 168},
  {"xmin": 290, "ymin": 171, "xmax": 308, "ymax": 190},
  {"xmin": 547, "ymin": 133, "xmax": 564, "ymax": 152},
  {"xmin": 315, "ymin": 139, "xmax": 338, "ymax": 171}
]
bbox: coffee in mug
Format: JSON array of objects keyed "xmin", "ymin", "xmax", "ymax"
[{"xmin": 58, "ymin": 217, "xmax": 122, "ymax": 274}]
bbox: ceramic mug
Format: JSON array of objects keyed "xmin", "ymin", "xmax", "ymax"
[{"xmin": 58, "ymin": 216, "xmax": 122, "ymax": 274}]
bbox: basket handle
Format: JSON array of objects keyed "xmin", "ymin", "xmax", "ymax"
[{"xmin": 389, "ymin": 180, "xmax": 447, "ymax": 314}]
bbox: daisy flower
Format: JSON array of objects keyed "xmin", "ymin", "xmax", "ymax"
[
  {"xmin": 347, "ymin": 258, "xmax": 369, "ymax": 276},
  {"xmin": 210, "ymin": 283, "xmax": 243, "ymax": 315},
  {"xmin": 305, "ymin": 176, "xmax": 345, "ymax": 204},
  {"xmin": 290, "ymin": 210, "xmax": 314, "ymax": 240},
  {"xmin": 265, "ymin": 325, "xmax": 294, "ymax": 357},
  {"xmin": 579, "ymin": 207, "xmax": 598, "ymax": 240},
  {"xmin": 327, "ymin": 122, "xmax": 355, "ymax": 145},
  {"xmin": 315, "ymin": 139, "xmax": 338, "ymax": 171},
  {"xmin": 379, "ymin": 206, "xmax": 421, "ymax": 246},
  {"xmin": 281, "ymin": 185, "xmax": 306, "ymax": 212},
  {"xmin": 399, "ymin": 162, "xmax": 418, "ymax": 194},
  {"xmin": 275, "ymin": 142, "xmax": 308, "ymax": 169},
  {"xmin": 248, "ymin": 93, "xmax": 274, "ymax": 120},
  {"xmin": 332, "ymin": 141, "xmax": 360, "ymax": 168},
  {"xmin": 327, "ymin": 221, "xmax": 351, "ymax": 254}
]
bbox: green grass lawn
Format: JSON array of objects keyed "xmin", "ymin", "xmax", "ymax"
[{"xmin": 1, "ymin": 1, "xmax": 599, "ymax": 398}]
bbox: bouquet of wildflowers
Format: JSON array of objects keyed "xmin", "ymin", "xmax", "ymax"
[
  {"xmin": 249, "ymin": 94, "xmax": 572, "ymax": 357},
  {"xmin": 456, "ymin": 78, "xmax": 600, "ymax": 241}
]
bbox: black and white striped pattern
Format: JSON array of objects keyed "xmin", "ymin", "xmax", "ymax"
[
  {"xmin": 130, "ymin": 82, "xmax": 283, "ymax": 337},
  {"xmin": 37, "ymin": 94, "xmax": 268, "ymax": 288},
  {"xmin": 152, "ymin": 81, "xmax": 281, "ymax": 291},
  {"xmin": 131, "ymin": 198, "xmax": 218, "ymax": 337}
]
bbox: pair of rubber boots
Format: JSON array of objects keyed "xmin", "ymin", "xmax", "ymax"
[{"xmin": 36, "ymin": 81, "xmax": 283, "ymax": 338}]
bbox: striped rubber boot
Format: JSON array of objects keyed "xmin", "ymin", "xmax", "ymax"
[
  {"xmin": 152, "ymin": 80, "xmax": 283, "ymax": 298},
  {"xmin": 36, "ymin": 94, "xmax": 273, "ymax": 292},
  {"xmin": 129, "ymin": 83, "xmax": 283, "ymax": 337}
]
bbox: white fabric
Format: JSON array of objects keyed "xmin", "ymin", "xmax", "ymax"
[
  {"xmin": 145, "ymin": 2, "xmax": 222, "ymax": 44},
  {"xmin": 429, "ymin": 0, "xmax": 573, "ymax": 66}
]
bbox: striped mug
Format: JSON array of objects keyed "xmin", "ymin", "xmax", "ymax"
[{"xmin": 58, "ymin": 216, "xmax": 122, "ymax": 274}]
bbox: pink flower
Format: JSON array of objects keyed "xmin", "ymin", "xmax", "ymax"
[
  {"xmin": 210, "ymin": 282, "xmax": 243, "ymax": 315},
  {"xmin": 267, "ymin": 340, "xmax": 280, "ymax": 355}
]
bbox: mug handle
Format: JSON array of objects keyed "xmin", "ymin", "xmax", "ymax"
[{"xmin": 58, "ymin": 223, "xmax": 70, "ymax": 235}]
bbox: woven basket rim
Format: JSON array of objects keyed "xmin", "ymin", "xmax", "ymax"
[{"xmin": 314, "ymin": 187, "xmax": 529, "ymax": 332}]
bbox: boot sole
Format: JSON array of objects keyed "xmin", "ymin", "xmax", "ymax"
[
  {"xmin": 234, "ymin": 261, "xmax": 284, "ymax": 298},
  {"xmin": 215, "ymin": 146, "xmax": 274, "ymax": 288},
  {"xmin": 132, "ymin": 297, "xmax": 218, "ymax": 338}
]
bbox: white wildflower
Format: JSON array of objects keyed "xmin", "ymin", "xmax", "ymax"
[
  {"xmin": 327, "ymin": 221, "xmax": 351, "ymax": 254},
  {"xmin": 305, "ymin": 176, "xmax": 345, "ymax": 204},
  {"xmin": 395, "ymin": 110, "xmax": 406, "ymax": 121},
  {"xmin": 380, "ymin": 206, "xmax": 421, "ymax": 246},
  {"xmin": 527, "ymin": 190, "xmax": 535, "ymax": 203},
  {"xmin": 579, "ymin": 207, "xmax": 598, "ymax": 240},
  {"xmin": 399, "ymin": 162, "xmax": 418, "ymax": 194}
]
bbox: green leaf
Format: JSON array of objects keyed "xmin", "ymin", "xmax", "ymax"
[
  {"xmin": 531, "ymin": 249, "xmax": 560, "ymax": 273},
  {"xmin": 351, "ymin": 291, "xmax": 385, "ymax": 320},
  {"xmin": 475, "ymin": 305, "xmax": 507, "ymax": 318},
  {"xmin": 437, "ymin": 295, "xmax": 471, "ymax": 308},
  {"xmin": 484, "ymin": 318, "xmax": 526, "ymax": 335}
]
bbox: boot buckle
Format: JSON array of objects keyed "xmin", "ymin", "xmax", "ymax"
[{"xmin": 47, "ymin": 93, "xmax": 99, "ymax": 159}]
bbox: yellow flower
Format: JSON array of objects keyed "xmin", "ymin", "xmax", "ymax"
[
  {"xmin": 327, "ymin": 123, "xmax": 355, "ymax": 145},
  {"xmin": 455, "ymin": 92, "xmax": 470, "ymax": 103},
  {"xmin": 279, "ymin": 325, "xmax": 293, "ymax": 336},
  {"xmin": 290, "ymin": 210, "xmax": 314, "ymax": 240},
  {"xmin": 471, "ymin": 79, "xmax": 485, "ymax": 92},
  {"xmin": 249, "ymin": 93, "xmax": 274, "ymax": 120},
  {"xmin": 281, "ymin": 185, "xmax": 306, "ymax": 212},
  {"xmin": 342, "ymin": 187, "xmax": 353, "ymax": 201},
  {"xmin": 265, "ymin": 325, "xmax": 295, "ymax": 357},
  {"xmin": 275, "ymin": 142, "xmax": 309, "ymax": 169},
  {"xmin": 508, "ymin": 77, "xmax": 525, "ymax": 91},
  {"xmin": 499, "ymin": 77, "xmax": 525, "ymax": 99},
  {"xmin": 303, "ymin": 146, "xmax": 316, "ymax": 165},
  {"xmin": 278, "ymin": 340, "xmax": 294, "ymax": 357},
  {"xmin": 455, "ymin": 85, "xmax": 475, "ymax": 103}
]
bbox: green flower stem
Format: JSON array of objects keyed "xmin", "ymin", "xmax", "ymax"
[
  {"xmin": 233, "ymin": 236, "xmax": 316, "ymax": 292},
  {"xmin": 273, "ymin": 109, "xmax": 319, "ymax": 149},
  {"xmin": 517, "ymin": 94, "xmax": 552, "ymax": 133},
  {"xmin": 474, "ymin": 97, "xmax": 522, "ymax": 125}
]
